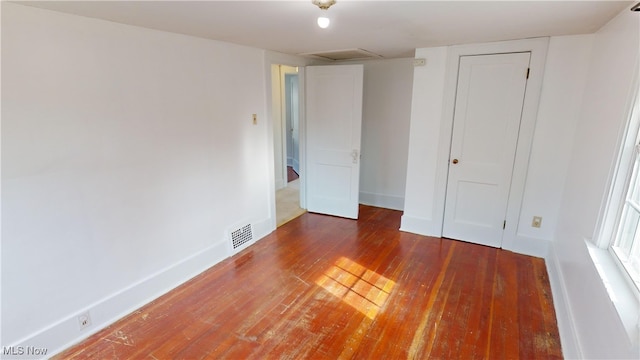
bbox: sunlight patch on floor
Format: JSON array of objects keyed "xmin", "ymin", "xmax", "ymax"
[{"xmin": 315, "ymin": 257, "xmax": 395, "ymax": 319}]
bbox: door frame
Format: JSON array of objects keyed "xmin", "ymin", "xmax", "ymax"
[
  {"xmin": 279, "ymin": 67, "xmax": 299, "ymax": 187},
  {"xmin": 434, "ymin": 38, "xmax": 549, "ymax": 251},
  {"xmin": 265, "ymin": 53, "xmax": 314, "ymax": 231}
]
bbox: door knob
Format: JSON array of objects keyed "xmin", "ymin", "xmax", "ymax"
[{"xmin": 452, "ymin": 159, "xmax": 459, "ymax": 164}]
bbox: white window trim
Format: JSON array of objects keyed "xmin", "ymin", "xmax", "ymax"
[
  {"xmin": 610, "ymin": 139, "xmax": 640, "ymax": 292},
  {"xmin": 598, "ymin": 89, "xmax": 640, "ymax": 292},
  {"xmin": 587, "ymin": 242, "xmax": 639, "ymax": 347},
  {"xmin": 596, "ymin": 88, "xmax": 640, "ymax": 251},
  {"xmin": 591, "ymin": 74, "xmax": 640, "ymax": 347}
]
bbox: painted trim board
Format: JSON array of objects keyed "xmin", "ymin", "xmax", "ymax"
[{"xmin": 12, "ymin": 218, "xmax": 273, "ymax": 358}]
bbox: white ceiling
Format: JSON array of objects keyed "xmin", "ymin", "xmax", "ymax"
[{"xmin": 17, "ymin": 0, "xmax": 635, "ymax": 59}]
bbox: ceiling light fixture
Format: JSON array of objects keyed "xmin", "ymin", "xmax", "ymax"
[
  {"xmin": 312, "ymin": 0, "xmax": 336, "ymax": 10},
  {"xmin": 312, "ymin": 0, "xmax": 336, "ymax": 29},
  {"xmin": 317, "ymin": 16, "xmax": 330, "ymax": 29}
]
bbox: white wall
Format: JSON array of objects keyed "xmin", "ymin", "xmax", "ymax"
[
  {"xmin": 549, "ymin": 9, "xmax": 639, "ymax": 359},
  {"xmin": 400, "ymin": 47, "xmax": 448, "ymax": 230},
  {"xmin": 358, "ymin": 58, "xmax": 414, "ymax": 211},
  {"xmin": 1, "ymin": 3, "xmax": 274, "ymax": 354},
  {"xmin": 402, "ymin": 38, "xmax": 583, "ymax": 257},
  {"xmin": 513, "ymin": 35, "xmax": 593, "ymax": 254}
]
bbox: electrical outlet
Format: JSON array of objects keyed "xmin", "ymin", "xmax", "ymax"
[
  {"xmin": 532, "ymin": 216, "xmax": 542, "ymax": 228},
  {"xmin": 78, "ymin": 311, "xmax": 91, "ymax": 330}
]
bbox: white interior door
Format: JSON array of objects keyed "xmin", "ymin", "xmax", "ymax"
[
  {"xmin": 306, "ymin": 64, "xmax": 364, "ymax": 219},
  {"xmin": 443, "ymin": 52, "xmax": 530, "ymax": 247}
]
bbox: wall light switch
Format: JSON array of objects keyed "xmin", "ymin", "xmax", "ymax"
[{"xmin": 252, "ymin": 114, "xmax": 257, "ymax": 125}]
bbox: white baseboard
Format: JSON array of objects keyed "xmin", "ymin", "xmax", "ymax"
[
  {"xmin": 292, "ymin": 159, "xmax": 299, "ymax": 174},
  {"xmin": 275, "ymin": 178, "xmax": 285, "ymax": 190},
  {"xmin": 359, "ymin": 191, "xmax": 404, "ymax": 211},
  {"xmin": 251, "ymin": 217, "xmax": 275, "ymax": 245},
  {"xmin": 15, "ymin": 217, "xmax": 276, "ymax": 359},
  {"xmin": 399, "ymin": 214, "xmax": 441, "ymax": 237},
  {"xmin": 401, "ymin": 216, "xmax": 550, "ymax": 258},
  {"xmin": 504, "ymin": 235, "xmax": 551, "ymax": 258},
  {"xmin": 19, "ymin": 240, "xmax": 229, "ymax": 359},
  {"xmin": 545, "ymin": 244, "xmax": 582, "ymax": 359}
]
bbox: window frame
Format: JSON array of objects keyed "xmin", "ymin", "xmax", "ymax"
[
  {"xmin": 589, "ymin": 75, "xmax": 640, "ymax": 344},
  {"xmin": 610, "ymin": 132, "xmax": 640, "ymax": 295},
  {"xmin": 596, "ymin": 85, "xmax": 640, "ymax": 299}
]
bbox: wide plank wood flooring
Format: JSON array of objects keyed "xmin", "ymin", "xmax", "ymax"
[{"xmin": 54, "ymin": 205, "xmax": 562, "ymax": 359}]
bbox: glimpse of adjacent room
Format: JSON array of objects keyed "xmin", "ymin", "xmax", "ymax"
[{"xmin": 272, "ymin": 65, "xmax": 305, "ymax": 226}]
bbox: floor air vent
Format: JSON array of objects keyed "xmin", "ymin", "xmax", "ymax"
[{"xmin": 230, "ymin": 224, "xmax": 253, "ymax": 250}]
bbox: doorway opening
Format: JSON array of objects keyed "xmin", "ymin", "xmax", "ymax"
[{"xmin": 272, "ymin": 65, "xmax": 305, "ymax": 226}]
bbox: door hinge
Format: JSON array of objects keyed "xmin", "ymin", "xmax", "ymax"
[
  {"xmin": 503, "ymin": 220, "xmax": 506, "ymax": 229},
  {"xmin": 526, "ymin": 68, "xmax": 530, "ymax": 79}
]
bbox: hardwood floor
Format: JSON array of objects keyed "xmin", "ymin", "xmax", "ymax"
[
  {"xmin": 287, "ymin": 166, "xmax": 299, "ymax": 183},
  {"xmin": 54, "ymin": 206, "xmax": 562, "ymax": 359}
]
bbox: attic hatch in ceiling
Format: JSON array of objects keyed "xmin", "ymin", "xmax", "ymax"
[{"xmin": 301, "ymin": 48, "xmax": 382, "ymax": 61}]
